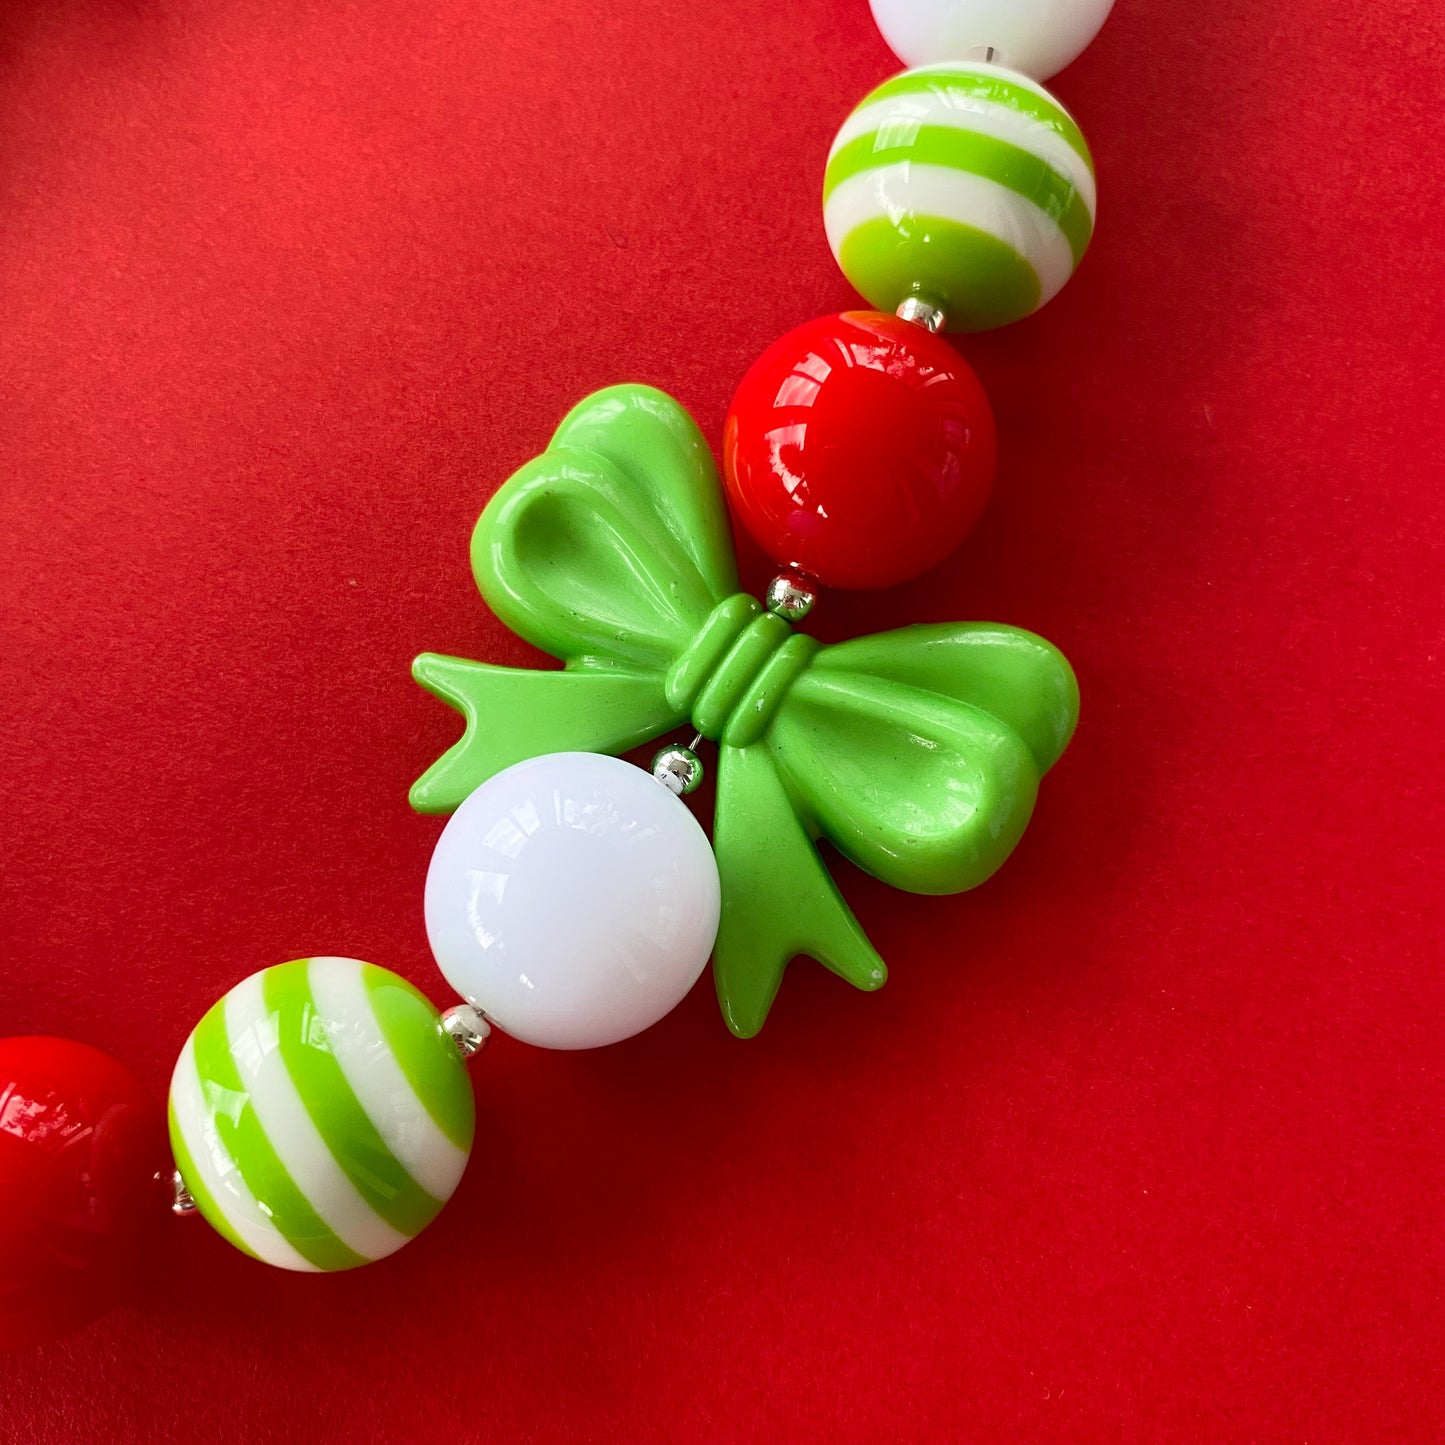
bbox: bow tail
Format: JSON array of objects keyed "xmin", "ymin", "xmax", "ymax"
[
  {"xmin": 712, "ymin": 743, "xmax": 886, "ymax": 1038},
  {"xmin": 409, "ymin": 653, "xmax": 683, "ymax": 813}
]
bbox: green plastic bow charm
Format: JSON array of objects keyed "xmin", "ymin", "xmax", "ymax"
[{"xmin": 411, "ymin": 384, "xmax": 1079, "ymax": 1037}]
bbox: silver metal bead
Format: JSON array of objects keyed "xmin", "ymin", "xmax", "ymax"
[
  {"xmin": 896, "ymin": 295, "xmax": 947, "ymax": 334},
  {"xmin": 651, "ymin": 743, "xmax": 704, "ymax": 796},
  {"xmin": 765, "ymin": 570, "xmax": 817, "ymax": 623},
  {"xmin": 441, "ymin": 1002, "xmax": 492, "ymax": 1057},
  {"xmin": 165, "ymin": 1168, "xmax": 198, "ymax": 1217}
]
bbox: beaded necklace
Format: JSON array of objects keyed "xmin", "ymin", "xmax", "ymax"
[{"xmin": 0, "ymin": 0, "xmax": 1112, "ymax": 1348}]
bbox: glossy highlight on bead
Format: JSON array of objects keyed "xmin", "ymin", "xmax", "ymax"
[
  {"xmin": 723, "ymin": 311, "xmax": 995, "ymax": 590},
  {"xmin": 0, "ymin": 1037, "xmax": 169, "ymax": 1349}
]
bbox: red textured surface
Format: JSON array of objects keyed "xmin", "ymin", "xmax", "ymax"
[{"xmin": 1, "ymin": 0, "xmax": 1442, "ymax": 1438}]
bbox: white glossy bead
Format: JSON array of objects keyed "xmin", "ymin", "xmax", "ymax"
[
  {"xmin": 424, "ymin": 752, "xmax": 720, "ymax": 1050},
  {"xmin": 868, "ymin": 0, "xmax": 1115, "ymax": 81}
]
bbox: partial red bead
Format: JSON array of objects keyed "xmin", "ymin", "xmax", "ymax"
[
  {"xmin": 0, "ymin": 1037, "xmax": 169, "ymax": 1350},
  {"xmin": 722, "ymin": 311, "xmax": 996, "ymax": 590}
]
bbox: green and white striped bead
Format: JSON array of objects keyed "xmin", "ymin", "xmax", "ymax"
[
  {"xmin": 823, "ymin": 61, "xmax": 1096, "ymax": 332},
  {"xmin": 168, "ymin": 958, "xmax": 474, "ymax": 1271}
]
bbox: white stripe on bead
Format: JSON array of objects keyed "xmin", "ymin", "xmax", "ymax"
[{"xmin": 826, "ymin": 92, "xmax": 1097, "ymax": 221}]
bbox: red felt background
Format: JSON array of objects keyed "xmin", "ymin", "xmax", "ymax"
[{"xmin": 2, "ymin": 0, "xmax": 1443, "ymax": 1439}]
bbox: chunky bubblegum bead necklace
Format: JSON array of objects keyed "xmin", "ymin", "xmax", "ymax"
[{"xmin": 0, "ymin": 0, "xmax": 1111, "ymax": 1348}]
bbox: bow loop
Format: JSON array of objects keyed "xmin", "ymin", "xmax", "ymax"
[
  {"xmin": 808, "ymin": 622, "xmax": 1078, "ymax": 774},
  {"xmin": 766, "ymin": 623, "xmax": 1078, "ymax": 895},
  {"xmin": 472, "ymin": 385, "xmax": 738, "ymax": 672}
]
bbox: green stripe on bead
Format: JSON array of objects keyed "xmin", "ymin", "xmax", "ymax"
[
  {"xmin": 824, "ymin": 126, "xmax": 1093, "ymax": 265},
  {"xmin": 838, "ymin": 214, "xmax": 1042, "ymax": 331},
  {"xmin": 262, "ymin": 962, "xmax": 444, "ymax": 1239},
  {"xmin": 362, "ymin": 963, "xmax": 476, "ymax": 1154},
  {"xmin": 190, "ymin": 999, "xmax": 367, "ymax": 1272},
  {"xmin": 862, "ymin": 66, "xmax": 1094, "ymax": 175},
  {"xmin": 166, "ymin": 1089, "xmax": 260, "ymax": 1262}
]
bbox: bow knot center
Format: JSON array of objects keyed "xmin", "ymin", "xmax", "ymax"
[{"xmin": 665, "ymin": 594, "xmax": 818, "ymax": 747}]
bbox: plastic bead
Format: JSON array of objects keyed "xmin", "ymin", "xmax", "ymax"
[
  {"xmin": 823, "ymin": 62, "xmax": 1095, "ymax": 331},
  {"xmin": 722, "ymin": 311, "xmax": 995, "ymax": 590},
  {"xmin": 168, "ymin": 958, "xmax": 475, "ymax": 1271},
  {"xmin": 868, "ymin": 0, "xmax": 1115, "ymax": 82},
  {"xmin": 425, "ymin": 752, "xmax": 720, "ymax": 1050},
  {"xmin": 0, "ymin": 1037, "xmax": 168, "ymax": 1349}
]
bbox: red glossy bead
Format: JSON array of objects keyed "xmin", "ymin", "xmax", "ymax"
[
  {"xmin": 722, "ymin": 311, "xmax": 996, "ymax": 590},
  {"xmin": 0, "ymin": 1037, "xmax": 168, "ymax": 1350}
]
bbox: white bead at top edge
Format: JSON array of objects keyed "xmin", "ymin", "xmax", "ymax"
[{"xmin": 867, "ymin": 0, "xmax": 1115, "ymax": 81}]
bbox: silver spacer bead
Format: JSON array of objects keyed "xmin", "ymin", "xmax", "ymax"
[
  {"xmin": 896, "ymin": 295, "xmax": 947, "ymax": 334},
  {"xmin": 651, "ymin": 743, "xmax": 704, "ymax": 796},
  {"xmin": 162, "ymin": 1168, "xmax": 198, "ymax": 1216},
  {"xmin": 441, "ymin": 1002, "xmax": 492, "ymax": 1057},
  {"xmin": 765, "ymin": 570, "xmax": 817, "ymax": 623}
]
